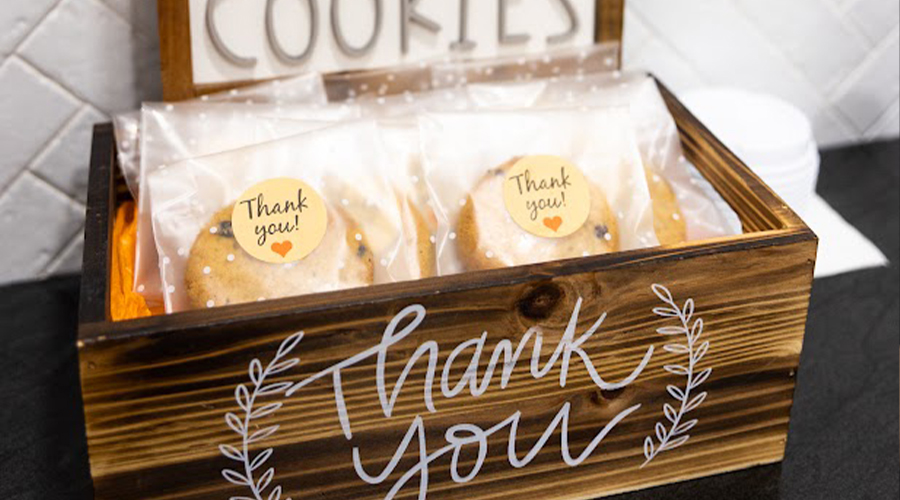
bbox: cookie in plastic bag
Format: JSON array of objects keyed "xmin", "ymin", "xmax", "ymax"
[{"xmin": 420, "ymin": 107, "xmax": 658, "ymax": 275}]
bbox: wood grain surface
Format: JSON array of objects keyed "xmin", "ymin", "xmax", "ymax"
[{"xmin": 80, "ymin": 232, "xmax": 815, "ymax": 499}]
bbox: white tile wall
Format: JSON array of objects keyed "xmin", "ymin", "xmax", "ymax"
[
  {"xmin": 623, "ymin": 0, "xmax": 900, "ymax": 145},
  {"xmin": 0, "ymin": 0, "xmax": 897, "ymax": 285},
  {"xmin": 0, "ymin": 0, "xmax": 161, "ymax": 285}
]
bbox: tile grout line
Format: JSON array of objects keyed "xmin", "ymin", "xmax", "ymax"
[
  {"xmin": 826, "ymin": 25, "xmax": 900, "ymax": 104},
  {"xmin": 28, "ymin": 167, "xmax": 88, "ymax": 209},
  {"xmin": 13, "ymin": 0, "xmax": 157, "ymax": 116},
  {"xmin": 863, "ymin": 97, "xmax": 900, "ymax": 139},
  {"xmin": 10, "ymin": 54, "xmax": 87, "ymax": 110},
  {"xmin": 14, "ymin": 51, "xmax": 113, "ymax": 117},
  {"xmin": 26, "ymin": 104, "xmax": 89, "ymax": 171},
  {"xmin": 727, "ymin": 0, "xmax": 862, "ymax": 138},
  {"xmin": 41, "ymin": 224, "xmax": 85, "ymax": 277},
  {"xmin": 816, "ymin": 0, "xmax": 879, "ymax": 94},
  {"xmin": 7, "ymin": 0, "xmax": 65, "ymax": 56},
  {"xmin": 24, "ymin": 170, "xmax": 86, "ymax": 213},
  {"xmin": 0, "ymin": 170, "xmax": 87, "ymax": 280},
  {"xmin": 0, "ymin": 95, "xmax": 87, "ymax": 201},
  {"xmin": 27, "ymin": 172, "xmax": 88, "ymax": 248},
  {"xmin": 625, "ymin": 7, "xmax": 712, "ymax": 87},
  {"xmin": 25, "ymin": 102, "xmax": 109, "ymax": 205},
  {"xmin": 0, "ymin": 137, "xmax": 82, "ymax": 205},
  {"xmin": 825, "ymin": 26, "xmax": 900, "ymax": 135},
  {"xmin": 835, "ymin": 0, "xmax": 891, "ymax": 47},
  {"xmin": 97, "ymin": 0, "xmax": 160, "ymax": 44},
  {"xmin": 822, "ymin": 0, "xmax": 877, "ymax": 51}
]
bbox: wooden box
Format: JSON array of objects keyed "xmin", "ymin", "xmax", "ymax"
[{"xmin": 78, "ymin": 1, "xmax": 817, "ymax": 499}]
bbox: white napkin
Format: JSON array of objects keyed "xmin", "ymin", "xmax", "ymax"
[{"xmin": 802, "ymin": 195, "xmax": 890, "ymax": 279}]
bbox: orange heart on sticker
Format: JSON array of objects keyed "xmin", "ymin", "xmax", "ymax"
[
  {"xmin": 271, "ymin": 241, "xmax": 293, "ymax": 258},
  {"xmin": 543, "ymin": 216, "xmax": 563, "ymax": 232}
]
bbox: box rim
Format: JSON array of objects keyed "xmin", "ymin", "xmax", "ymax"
[{"xmin": 78, "ymin": 225, "xmax": 815, "ymax": 344}]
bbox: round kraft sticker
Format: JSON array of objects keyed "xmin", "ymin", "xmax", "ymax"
[
  {"xmin": 231, "ymin": 178, "xmax": 328, "ymax": 264},
  {"xmin": 502, "ymin": 155, "xmax": 592, "ymax": 238}
]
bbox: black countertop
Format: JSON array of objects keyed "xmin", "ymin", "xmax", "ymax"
[{"xmin": 1, "ymin": 140, "xmax": 897, "ymax": 500}]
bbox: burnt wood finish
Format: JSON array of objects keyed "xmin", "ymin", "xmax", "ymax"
[
  {"xmin": 157, "ymin": 0, "xmax": 196, "ymax": 102},
  {"xmin": 80, "ymin": 235, "xmax": 815, "ymax": 500},
  {"xmin": 157, "ymin": 0, "xmax": 626, "ymax": 101},
  {"xmin": 79, "ymin": 78, "xmax": 817, "ymax": 499},
  {"xmin": 80, "ymin": 124, "xmax": 116, "ymax": 325},
  {"xmin": 595, "ymin": 0, "xmax": 625, "ymax": 44}
]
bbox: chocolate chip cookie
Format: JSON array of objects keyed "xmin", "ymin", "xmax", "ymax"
[
  {"xmin": 184, "ymin": 205, "xmax": 374, "ymax": 309},
  {"xmin": 456, "ymin": 158, "xmax": 619, "ymax": 271}
]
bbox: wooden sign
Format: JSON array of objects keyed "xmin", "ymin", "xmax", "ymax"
[
  {"xmin": 158, "ymin": 0, "xmax": 626, "ymax": 101},
  {"xmin": 79, "ymin": 85, "xmax": 818, "ymax": 499}
]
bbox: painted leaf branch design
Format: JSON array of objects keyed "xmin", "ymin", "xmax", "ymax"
[
  {"xmin": 220, "ymin": 332, "xmax": 304, "ymax": 500},
  {"xmin": 642, "ymin": 285, "xmax": 711, "ymax": 468}
]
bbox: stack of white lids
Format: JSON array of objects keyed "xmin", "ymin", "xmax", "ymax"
[{"xmin": 680, "ymin": 88, "xmax": 820, "ymax": 218}]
